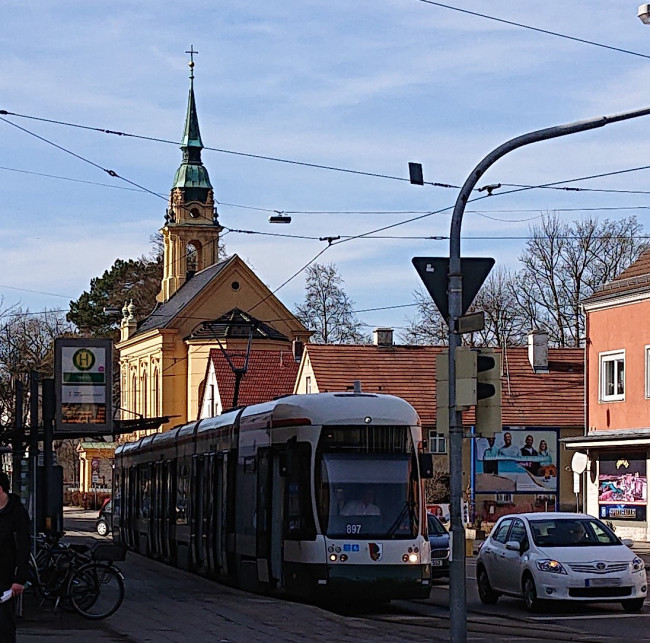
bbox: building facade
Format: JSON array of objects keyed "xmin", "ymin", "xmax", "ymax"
[{"xmin": 566, "ymin": 249, "xmax": 650, "ymax": 541}]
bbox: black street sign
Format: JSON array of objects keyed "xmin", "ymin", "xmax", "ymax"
[{"xmin": 412, "ymin": 256, "xmax": 495, "ymax": 320}]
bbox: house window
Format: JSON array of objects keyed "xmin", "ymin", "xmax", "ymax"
[
  {"xmin": 600, "ymin": 350, "xmax": 625, "ymax": 401},
  {"xmin": 306, "ymin": 376, "xmax": 312, "ymax": 394},
  {"xmin": 428, "ymin": 431, "xmax": 447, "ymax": 454}
]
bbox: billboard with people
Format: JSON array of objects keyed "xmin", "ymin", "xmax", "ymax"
[{"xmin": 474, "ymin": 429, "xmax": 559, "ymax": 493}]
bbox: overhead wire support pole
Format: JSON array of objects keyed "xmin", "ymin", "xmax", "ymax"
[{"xmin": 446, "ymin": 106, "xmax": 650, "ymax": 643}]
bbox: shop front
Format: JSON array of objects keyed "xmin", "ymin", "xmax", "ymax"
[{"xmin": 563, "ymin": 431, "xmax": 650, "ymax": 542}]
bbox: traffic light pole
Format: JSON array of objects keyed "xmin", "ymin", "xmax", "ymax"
[{"xmin": 446, "ymin": 106, "xmax": 650, "ymax": 643}]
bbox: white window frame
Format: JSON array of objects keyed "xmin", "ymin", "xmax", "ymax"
[
  {"xmin": 428, "ymin": 431, "xmax": 447, "ymax": 454},
  {"xmin": 599, "ymin": 349, "xmax": 625, "ymax": 402},
  {"xmin": 645, "ymin": 345, "xmax": 650, "ymax": 399}
]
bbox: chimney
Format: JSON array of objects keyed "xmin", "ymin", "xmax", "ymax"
[
  {"xmin": 373, "ymin": 328, "xmax": 393, "ymax": 347},
  {"xmin": 528, "ymin": 329, "xmax": 549, "ymax": 373}
]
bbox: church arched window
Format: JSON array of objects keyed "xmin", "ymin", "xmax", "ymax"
[
  {"xmin": 153, "ymin": 367, "xmax": 160, "ymax": 416},
  {"xmin": 141, "ymin": 369, "xmax": 148, "ymax": 418}
]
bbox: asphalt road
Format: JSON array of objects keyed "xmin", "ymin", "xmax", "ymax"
[{"xmin": 16, "ymin": 509, "xmax": 650, "ymax": 642}]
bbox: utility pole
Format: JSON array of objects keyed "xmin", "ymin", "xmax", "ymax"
[{"xmin": 446, "ymin": 106, "xmax": 650, "ymax": 643}]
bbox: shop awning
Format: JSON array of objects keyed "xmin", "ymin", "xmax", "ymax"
[{"xmin": 562, "ymin": 430, "xmax": 650, "ymax": 450}]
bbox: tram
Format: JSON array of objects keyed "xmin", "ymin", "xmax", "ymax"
[{"xmin": 113, "ymin": 392, "xmax": 434, "ymax": 601}]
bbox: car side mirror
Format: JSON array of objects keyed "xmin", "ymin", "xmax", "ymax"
[
  {"xmin": 622, "ymin": 538, "xmax": 635, "ymax": 548},
  {"xmin": 505, "ymin": 540, "xmax": 521, "ymax": 552}
]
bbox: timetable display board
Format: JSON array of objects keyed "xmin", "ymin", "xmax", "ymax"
[{"xmin": 55, "ymin": 338, "xmax": 113, "ymax": 436}]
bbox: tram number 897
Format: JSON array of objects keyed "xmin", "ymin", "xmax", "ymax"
[{"xmin": 346, "ymin": 523, "xmax": 362, "ymax": 534}]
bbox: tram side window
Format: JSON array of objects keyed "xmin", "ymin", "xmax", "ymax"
[
  {"xmin": 176, "ymin": 462, "xmax": 190, "ymax": 525},
  {"xmin": 139, "ymin": 465, "xmax": 151, "ymax": 519},
  {"xmin": 284, "ymin": 443, "xmax": 316, "ymax": 541}
]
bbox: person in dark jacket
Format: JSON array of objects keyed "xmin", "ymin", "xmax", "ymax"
[{"xmin": 0, "ymin": 471, "xmax": 30, "ymax": 643}]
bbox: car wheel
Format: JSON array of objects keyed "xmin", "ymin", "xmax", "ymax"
[
  {"xmin": 477, "ymin": 566, "xmax": 499, "ymax": 604},
  {"xmin": 622, "ymin": 598, "xmax": 645, "ymax": 613},
  {"xmin": 96, "ymin": 519, "xmax": 109, "ymax": 537},
  {"xmin": 522, "ymin": 574, "xmax": 542, "ymax": 613}
]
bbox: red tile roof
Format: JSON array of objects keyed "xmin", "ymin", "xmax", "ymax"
[
  {"xmin": 585, "ymin": 248, "xmax": 650, "ymax": 302},
  {"xmin": 304, "ymin": 345, "xmax": 583, "ymax": 428},
  {"xmin": 209, "ymin": 349, "xmax": 299, "ymax": 408}
]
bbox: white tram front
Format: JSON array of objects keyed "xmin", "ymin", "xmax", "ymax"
[{"xmin": 114, "ymin": 392, "xmax": 434, "ymax": 602}]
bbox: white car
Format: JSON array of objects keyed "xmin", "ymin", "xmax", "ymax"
[{"xmin": 476, "ymin": 512, "xmax": 647, "ymax": 612}]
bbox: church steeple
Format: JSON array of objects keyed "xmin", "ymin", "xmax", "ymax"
[
  {"xmin": 172, "ymin": 45, "xmax": 213, "ymax": 202},
  {"xmin": 159, "ymin": 47, "xmax": 222, "ymax": 303}
]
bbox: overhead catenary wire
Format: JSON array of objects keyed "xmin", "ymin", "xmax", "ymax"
[{"xmin": 414, "ymin": 0, "xmax": 650, "ymax": 61}]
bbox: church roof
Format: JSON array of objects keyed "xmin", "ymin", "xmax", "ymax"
[
  {"xmin": 133, "ymin": 257, "xmax": 234, "ymax": 336},
  {"xmin": 187, "ymin": 308, "xmax": 288, "ymax": 342}
]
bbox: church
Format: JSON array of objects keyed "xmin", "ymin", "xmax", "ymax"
[{"xmin": 115, "ymin": 54, "xmax": 311, "ymax": 438}]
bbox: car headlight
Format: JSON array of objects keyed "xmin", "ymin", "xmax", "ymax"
[
  {"xmin": 536, "ymin": 559, "xmax": 567, "ymax": 574},
  {"xmin": 632, "ymin": 557, "xmax": 645, "ymax": 572}
]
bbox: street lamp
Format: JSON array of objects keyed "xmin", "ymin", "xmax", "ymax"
[
  {"xmin": 639, "ymin": 4, "xmax": 650, "ymax": 24},
  {"xmin": 445, "ymin": 105, "xmax": 650, "ymax": 643}
]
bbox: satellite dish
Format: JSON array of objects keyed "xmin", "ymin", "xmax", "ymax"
[{"xmin": 571, "ymin": 451, "xmax": 588, "ymax": 474}]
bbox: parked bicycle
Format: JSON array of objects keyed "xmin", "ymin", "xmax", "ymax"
[{"xmin": 27, "ymin": 532, "xmax": 126, "ymax": 619}]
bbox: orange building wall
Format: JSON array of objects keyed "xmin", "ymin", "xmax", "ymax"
[{"xmin": 588, "ymin": 299, "xmax": 650, "ymax": 431}]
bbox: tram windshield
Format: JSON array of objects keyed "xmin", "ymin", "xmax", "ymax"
[{"xmin": 316, "ymin": 453, "xmax": 419, "ymax": 539}]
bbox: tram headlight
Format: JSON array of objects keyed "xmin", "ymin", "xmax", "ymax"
[
  {"xmin": 330, "ymin": 554, "xmax": 338, "ymax": 562},
  {"xmin": 408, "ymin": 553, "xmax": 419, "ymax": 563}
]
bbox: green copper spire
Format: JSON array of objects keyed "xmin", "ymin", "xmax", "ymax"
[{"xmin": 172, "ymin": 46, "xmax": 212, "ymax": 198}]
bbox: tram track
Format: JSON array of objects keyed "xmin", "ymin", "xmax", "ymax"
[{"xmin": 333, "ymin": 599, "xmax": 612, "ymax": 642}]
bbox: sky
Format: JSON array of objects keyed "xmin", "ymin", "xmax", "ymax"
[{"xmin": 3, "ymin": 1, "xmax": 650, "ymax": 338}]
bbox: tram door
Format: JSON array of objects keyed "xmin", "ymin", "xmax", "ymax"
[
  {"xmin": 151, "ymin": 462, "xmax": 160, "ymax": 557},
  {"xmin": 214, "ymin": 452, "xmax": 227, "ymax": 575},
  {"xmin": 256, "ymin": 448, "xmax": 284, "ymax": 587},
  {"xmin": 160, "ymin": 460, "xmax": 170, "ymax": 561},
  {"xmin": 191, "ymin": 455, "xmax": 205, "ymax": 571}
]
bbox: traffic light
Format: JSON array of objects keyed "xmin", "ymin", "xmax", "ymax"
[
  {"xmin": 475, "ymin": 348, "xmax": 502, "ymax": 438},
  {"xmin": 435, "ymin": 347, "xmax": 478, "ymax": 434}
]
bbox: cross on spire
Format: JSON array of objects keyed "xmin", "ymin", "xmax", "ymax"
[{"xmin": 186, "ymin": 45, "xmax": 198, "ymax": 79}]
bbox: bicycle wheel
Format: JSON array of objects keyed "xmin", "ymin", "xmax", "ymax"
[{"xmin": 67, "ymin": 562, "xmax": 125, "ymax": 619}]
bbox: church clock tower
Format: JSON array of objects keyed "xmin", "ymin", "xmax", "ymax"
[{"xmin": 159, "ymin": 47, "xmax": 222, "ymax": 302}]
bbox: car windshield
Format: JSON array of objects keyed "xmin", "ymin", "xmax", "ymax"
[
  {"xmin": 529, "ymin": 517, "xmax": 620, "ymax": 547},
  {"xmin": 427, "ymin": 514, "xmax": 447, "ymax": 536}
]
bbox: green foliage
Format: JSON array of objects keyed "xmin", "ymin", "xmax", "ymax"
[{"xmin": 67, "ymin": 256, "xmax": 162, "ymax": 338}]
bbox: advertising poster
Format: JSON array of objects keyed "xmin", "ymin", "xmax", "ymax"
[
  {"xmin": 598, "ymin": 455, "xmax": 646, "ymax": 520},
  {"xmin": 474, "ymin": 428, "xmax": 558, "ymax": 493}
]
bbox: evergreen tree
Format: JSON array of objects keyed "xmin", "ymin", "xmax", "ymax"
[{"xmin": 67, "ymin": 256, "xmax": 162, "ymax": 338}]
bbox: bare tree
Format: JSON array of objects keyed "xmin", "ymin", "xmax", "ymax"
[
  {"xmin": 401, "ymin": 289, "xmax": 447, "ymax": 345},
  {"xmin": 515, "ymin": 214, "xmax": 647, "ymax": 347},
  {"xmin": 295, "ymin": 263, "xmax": 368, "ymax": 344},
  {"xmin": 402, "ymin": 268, "xmax": 525, "ymax": 347},
  {"xmin": 0, "ymin": 305, "xmax": 72, "ymax": 441}
]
